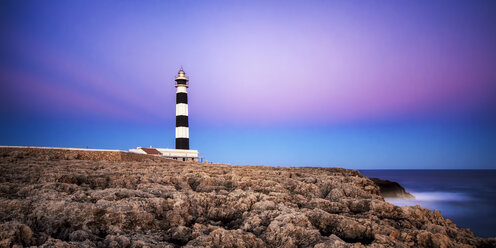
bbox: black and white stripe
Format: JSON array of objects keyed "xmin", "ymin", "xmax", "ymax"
[{"xmin": 175, "ymin": 68, "xmax": 189, "ymax": 150}]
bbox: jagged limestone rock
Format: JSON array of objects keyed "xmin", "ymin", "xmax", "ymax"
[{"xmin": 0, "ymin": 148, "xmax": 494, "ymax": 247}]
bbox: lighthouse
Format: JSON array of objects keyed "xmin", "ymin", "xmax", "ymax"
[
  {"xmin": 128, "ymin": 67, "xmax": 200, "ymax": 161},
  {"xmin": 174, "ymin": 67, "xmax": 189, "ymax": 150}
]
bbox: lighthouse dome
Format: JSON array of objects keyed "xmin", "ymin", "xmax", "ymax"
[{"xmin": 175, "ymin": 67, "xmax": 189, "ymax": 84}]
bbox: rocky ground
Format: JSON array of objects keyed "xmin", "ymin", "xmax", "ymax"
[{"xmin": 0, "ymin": 147, "xmax": 494, "ymax": 248}]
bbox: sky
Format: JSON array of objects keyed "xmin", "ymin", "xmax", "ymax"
[{"xmin": 1, "ymin": 0, "xmax": 495, "ymax": 169}]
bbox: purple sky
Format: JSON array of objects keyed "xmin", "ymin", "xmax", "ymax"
[{"xmin": 1, "ymin": 1, "xmax": 495, "ymax": 168}]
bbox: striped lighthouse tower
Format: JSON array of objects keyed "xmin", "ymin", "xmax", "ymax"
[{"xmin": 174, "ymin": 67, "xmax": 190, "ymax": 150}]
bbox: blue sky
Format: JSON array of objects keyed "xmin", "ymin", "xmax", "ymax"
[{"xmin": 1, "ymin": 0, "xmax": 495, "ymax": 168}]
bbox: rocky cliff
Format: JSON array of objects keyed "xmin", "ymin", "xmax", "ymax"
[
  {"xmin": 369, "ymin": 178, "xmax": 415, "ymax": 199},
  {"xmin": 0, "ymin": 148, "xmax": 494, "ymax": 247}
]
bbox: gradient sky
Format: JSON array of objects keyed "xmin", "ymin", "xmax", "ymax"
[{"xmin": 1, "ymin": 0, "xmax": 495, "ymax": 169}]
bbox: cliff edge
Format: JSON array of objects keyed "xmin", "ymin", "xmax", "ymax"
[
  {"xmin": 369, "ymin": 178, "xmax": 416, "ymax": 199},
  {"xmin": 0, "ymin": 148, "xmax": 494, "ymax": 247}
]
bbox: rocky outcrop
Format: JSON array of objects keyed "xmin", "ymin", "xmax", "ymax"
[
  {"xmin": 0, "ymin": 148, "xmax": 494, "ymax": 247},
  {"xmin": 370, "ymin": 178, "xmax": 415, "ymax": 199}
]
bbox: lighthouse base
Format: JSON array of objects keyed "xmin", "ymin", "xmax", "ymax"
[{"xmin": 129, "ymin": 147, "xmax": 200, "ymax": 162}]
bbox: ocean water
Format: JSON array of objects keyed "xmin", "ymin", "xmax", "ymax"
[{"xmin": 359, "ymin": 170, "xmax": 496, "ymax": 238}]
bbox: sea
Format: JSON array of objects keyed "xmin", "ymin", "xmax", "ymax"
[{"xmin": 359, "ymin": 170, "xmax": 496, "ymax": 238}]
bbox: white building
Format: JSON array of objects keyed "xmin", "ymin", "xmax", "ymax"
[{"xmin": 129, "ymin": 147, "xmax": 199, "ymax": 162}]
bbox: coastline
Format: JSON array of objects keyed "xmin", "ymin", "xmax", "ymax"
[
  {"xmin": 361, "ymin": 169, "xmax": 496, "ymax": 238},
  {"xmin": 1, "ymin": 147, "xmax": 495, "ymax": 247}
]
